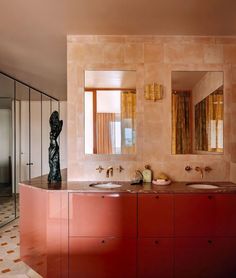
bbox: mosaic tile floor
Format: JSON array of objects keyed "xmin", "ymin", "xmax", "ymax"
[
  {"xmin": 0, "ymin": 196, "xmax": 18, "ymax": 227},
  {"xmin": 0, "ymin": 183, "xmax": 12, "ymax": 197},
  {"xmin": 0, "ymin": 219, "xmax": 42, "ymax": 277}
]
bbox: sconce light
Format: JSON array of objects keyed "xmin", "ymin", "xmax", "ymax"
[{"xmin": 144, "ymin": 83, "xmax": 163, "ymax": 101}]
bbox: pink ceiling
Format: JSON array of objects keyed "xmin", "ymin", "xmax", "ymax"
[{"xmin": 0, "ymin": 0, "xmax": 235, "ymax": 99}]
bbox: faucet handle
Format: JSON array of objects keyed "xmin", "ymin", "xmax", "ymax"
[
  {"xmin": 185, "ymin": 166, "xmax": 192, "ymax": 172},
  {"xmin": 204, "ymin": 166, "xmax": 212, "ymax": 172},
  {"xmin": 96, "ymin": 165, "xmax": 104, "ymax": 173},
  {"xmin": 117, "ymin": 165, "xmax": 124, "ymax": 173}
]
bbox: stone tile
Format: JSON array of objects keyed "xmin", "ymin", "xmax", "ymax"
[
  {"xmin": 164, "ymin": 43, "xmax": 204, "ymax": 64},
  {"xmin": 232, "ymin": 66, "xmax": 236, "ymax": 84},
  {"xmin": 203, "ymin": 44, "xmax": 223, "ymax": 64},
  {"xmin": 215, "ymin": 37, "xmax": 236, "ymax": 44},
  {"xmin": 97, "ymin": 36, "xmax": 125, "ymax": 43},
  {"xmin": 124, "ymin": 43, "xmax": 144, "ymax": 63},
  {"xmin": 0, "ymin": 219, "xmax": 42, "ymax": 277},
  {"xmin": 103, "ymin": 43, "xmax": 124, "ymax": 63},
  {"xmin": 68, "ymin": 43, "xmax": 104, "ymax": 63},
  {"xmin": 144, "ymin": 44, "xmax": 164, "ymax": 63},
  {"xmin": 232, "ymin": 85, "xmax": 236, "ymax": 103},
  {"xmin": 224, "ymin": 45, "xmax": 236, "ymax": 63},
  {"xmin": 67, "ymin": 35, "xmax": 97, "ymax": 43}
]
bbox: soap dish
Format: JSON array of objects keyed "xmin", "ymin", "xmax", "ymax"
[{"xmin": 152, "ymin": 179, "xmax": 171, "ymax": 186}]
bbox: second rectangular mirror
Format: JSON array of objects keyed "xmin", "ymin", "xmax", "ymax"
[
  {"xmin": 172, "ymin": 71, "xmax": 224, "ymax": 154},
  {"xmin": 84, "ymin": 70, "xmax": 136, "ymax": 155}
]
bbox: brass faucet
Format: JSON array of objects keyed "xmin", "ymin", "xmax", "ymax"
[
  {"xmin": 195, "ymin": 166, "xmax": 203, "ymax": 179},
  {"xmin": 106, "ymin": 166, "xmax": 113, "ymax": 178}
]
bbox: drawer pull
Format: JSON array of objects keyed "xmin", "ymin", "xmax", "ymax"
[
  {"xmin": 208, "ymin": 196, "xmax": 213, "ymax": 200},
  {"xmin": 101, "ymin": 196, "xmax": 105, "ymax": 198},
  {"xmin": 101, "ymin": 240, "xmax": 105, "ymax": 244},
  {"xmin": 155, "ymin": 196, "xmax": 159, "ymax": 199},
  {"xmin": 208, "ymin": 240, "xmax": 213, "ymax": 244},
  {"xmin": 155, "ymin": 240, "xmax": 159, "ymax": 244}
]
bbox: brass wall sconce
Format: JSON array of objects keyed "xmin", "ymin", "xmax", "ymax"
[{"xmin": 144, "ymin": 83, "xmax": 163, "ymax": 101}]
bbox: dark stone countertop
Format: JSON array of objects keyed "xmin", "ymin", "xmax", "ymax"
[{"xmin": 19, "ymin": 169, "xmax": 236, "ymax": 194}]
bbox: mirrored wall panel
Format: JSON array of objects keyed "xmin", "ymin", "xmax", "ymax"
[
  {"xmin": 0, "ymin": 74, "xmax": 15, "ymax": 226},
  {"xmin": 171, "ymin": 71, "xmax": 224, "ymax": 154},
  {"xmin": 84, "ymin": 70, "xmax": 136, "ymax": 155},
  {"xmin": 0, "ymin": 71, "xmax": 60, "ymax": 227}
]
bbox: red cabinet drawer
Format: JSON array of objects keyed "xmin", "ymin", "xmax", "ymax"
[
  {"xmin": 175, "ymin": 237, "xmax": 236, "ymax": 278},
  {"xmin": 215, "ymin": 195, "xmax": 236, "ymax": 236},
  {"xmin": 175, "ymin": 194, "xmax": 215, "ymax": 236},
  {"xmin": 138, "ymin": 238, "xmax": 173, "ymax": 278},
  {"xmin": 213, "ymin": 237, "xmax": 236, "ymax": 276},
  {"xmin": 174, "ymin": 238, "xmax": 216, "ymax": 278},
  {"xmin": 69, "ymin": 193, "xmax": 137, "ymax": 237},
  {"xmin": 69, "ymin": 237, "xmax": 136, "ymax": 278},
  {"xmin": 138, "ymin": 194, "xmax": 174, "ymax": 237}
]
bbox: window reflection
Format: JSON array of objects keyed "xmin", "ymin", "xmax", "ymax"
[{"xmin": 85, "ymin": 89, "xmax": 136, "ymax": 154}]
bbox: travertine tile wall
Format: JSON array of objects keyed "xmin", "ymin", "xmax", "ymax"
[
  {"xmin": 231, "ymin": 64, "xmax": 236, "ymax": 183},
  {"xmin": 67, "ymin": 35, "xmax": 236, "ymax": 182}
]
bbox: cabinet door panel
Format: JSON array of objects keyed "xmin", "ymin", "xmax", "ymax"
[
  {"xmin": 69, "ymin": 237, "xmax": 136, "ymax": 278},
  {"xmin": 215, "ymin": 195, "xmax": 236, "ymax": 236},
  {"xmin": 138, "ymin": 194, "xmax": 174, "ymax": 237},
  {"xmin": 175, "ymin": 194, "xmax": 215, "ymax": 236},
  {"xmin": 213, "ymin": 237, "xmax": 236, "ymax": 277},
  {"xmin": 69, "ymin": 193, "xmax": 137, "ymax": 237},
  {"xmin": 175, "ymin": 238, "xmax": 215, "ymax": 278},
  {"xmin": 138, "ymin": 238, "xmax": 173, "ymax": 278}
]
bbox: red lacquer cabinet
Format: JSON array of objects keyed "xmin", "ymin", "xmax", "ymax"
[
  {"xmin": 215, "ymin": 194, "xmax": 236, "ymax": 236},
  {"xmin": 69, "ymin": 237, "xmax": 136, "ymax": 278},
  {"xmin": 137, "ymin": 194, "xmax": 174, "ymax": 278},
  {"xmin": 138, "ymin": 194, "xmax": 174, "ymax": 237},
  {"xmin": 69, "ymin": 192, "xmax": 137, "ymax": 278},
  {"xmin": 175, "ymin": 237, "xmax": 216, "ymax": 278},
  {"xmin": 175, "ymin": 194, "xmax": 215, "ymax": 237},
  {"xmin": 20, "ymin": 185, "xmax": 236, "ymax": 278},
  {"xmin": 174, "ymin": 194, "xmax": 236, "ymax": 278}
]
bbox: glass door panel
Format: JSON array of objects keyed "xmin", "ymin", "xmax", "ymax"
[
  {"xmin": 42, "ymin": 95, "xmax": 51, "ymax": 176},
  {"xmin": 30, "ymin": 90, "xmax": 42, "ymax": 179},
  {"xmin": 0, "ymin": 73, "xmax": 15, "ymax": 226}
]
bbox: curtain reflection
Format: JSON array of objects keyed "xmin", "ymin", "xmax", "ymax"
[
  {"xmin": 85, "ymin": 90, "xmax": 136, "ymax": 155},
  {"xmin": 96, "ymin": 113, "xmax": 116, "ymax": 154},
  {"xmin": 172, "ymin": 91, "xmax": 191, "ymax": 154},
  {"xmin": 195, "ymin": 90, "xmax": 223, "ymax": 152},
  {"xmin": 121, "ymin": 91, "xmax": 136, "ymax": 154}
]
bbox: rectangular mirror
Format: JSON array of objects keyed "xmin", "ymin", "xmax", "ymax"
[
  {"xmin": 84, "ymin": 70, "xmax": 136, "ymax": 155},
  {"xmin": 171, "ymin": 71, "xmax": 224, "ymax": 154}
]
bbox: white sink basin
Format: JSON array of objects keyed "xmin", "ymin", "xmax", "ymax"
[
  {"xmin": 90, "ymin": 182, "xmax": 122, "ymax": 189},
  {"xmin": 187, "ymin": 184, "xmax": 219, "ymax": 189}
]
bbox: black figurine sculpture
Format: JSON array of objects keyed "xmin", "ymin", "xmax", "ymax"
[{"xmin": 48, "ymin": 111, "xmax": 63, "ymax": 183}]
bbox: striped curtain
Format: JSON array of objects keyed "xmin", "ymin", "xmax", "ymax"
[
  {"xmin": 121, "ymin": 91, "xmax": 136, "ymax": 154},
  {"xmin": 96, "ymin": 113, "xmax": 115, "ymax": 154},
  {"xmin": 172, "ymin": 91, "xmax": 192, "ymax": 154}
]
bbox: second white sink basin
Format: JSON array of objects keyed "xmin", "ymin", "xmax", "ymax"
[
  {"xmin": 90, "ymin": 182, "xmax": 122, "ymax": 189},
  {"xmin": 187, "ymin": 184, "xmax": 219, "ymax": 189}
]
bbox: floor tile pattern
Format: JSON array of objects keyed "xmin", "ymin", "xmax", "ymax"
[
  {"xmin": 0, "ymin": 219, "xmax": 42, "ymax": 277},
  {"xmin": 0, "ymin": 196, "xmax": 19, "ymax": 227}
]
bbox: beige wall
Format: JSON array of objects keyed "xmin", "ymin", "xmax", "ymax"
[{"xmin": 67, "ymin": 35, "xmax": 236, "ymax": 182}]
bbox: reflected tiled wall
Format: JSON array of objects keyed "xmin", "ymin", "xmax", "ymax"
[{"xmin": 67, "ymin": 35, "xmax": 236, "ymax": 182}]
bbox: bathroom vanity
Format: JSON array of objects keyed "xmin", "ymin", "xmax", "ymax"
[{"xmin": 20, "ymin": 177, "xmax": 236, "ymax": 278}]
